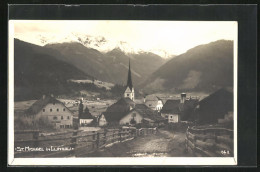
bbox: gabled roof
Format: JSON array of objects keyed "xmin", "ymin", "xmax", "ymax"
[
  {"xmin": 145, "ymin": 95, "xmax": 161, "ymax": 101},
  {"xmin": 199, "ymin": 88, "xmax": 233, "ymax": 105},
  {"xmin": 103, "ymin": 97, "xmax": 135, "ymax": 122},
  {"xmin": 160, "ymin": 100, "xmax": 180, "ymax": 114},
  {"xmin": 161, "ymin": 98, "xmax": 199, "ymax": 114},
  {"xmin": 25, "ymin": 95, "xmax": 73, "ymax": 115},
  {"xmin": 80, "ymin": 112, "xmax": 93, "ymax": 119},
  {"xmin": 130, "ymin": 104, "xmax": 165, "ymax": 122}
]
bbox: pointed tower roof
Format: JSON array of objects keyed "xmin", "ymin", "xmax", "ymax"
[{"xmin": 126, "ymin": 59, "xmax": 133, "ymax": 91}]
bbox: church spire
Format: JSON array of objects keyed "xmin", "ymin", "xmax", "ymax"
[{"xmin": 127, "ymin": 59, "xmax": 133, "ymax": 91}]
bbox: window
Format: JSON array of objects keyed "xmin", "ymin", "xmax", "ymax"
[
  {"xmin": 50, "ymin": 108, "xmax": 52, "ymax": 112},
  {"xmin": 61, "ymin": 116, "xmax": 63, "ymax": 120},
  {"xmin": 53, "ymin": 116, "xmax": 57, "ymax": 120},
  {"xmin": 42, "ymin": 109, "xmax": 45, "ymax": 112},
  {"xmin": 63, "ymin": 108, "xmax": 65, "ymax": 111},
  {"xmin": 57, "ymin": 108, "xmax": 59, "ymax": 112},
  {"xmin": 127, "ymin": 94, "xmax": 129, "ymax": 96},
  {"xmin": 67, "ymin": 116, "xmax": 70, "ymax": 120}
]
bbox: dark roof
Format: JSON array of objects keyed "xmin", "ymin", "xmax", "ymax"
[
  {"xmin": 103, "ymin": 97, "xmax": 135, "ymax": 122},
  {"xmin": 161, "ymin": 100, "xmax": 180, "ymax": 114},
  {"xmin": 199, "ymin": 88, "xmax": 233, "ymax": 105},
  {"xmin": 80, "ymin": 112, "xmax": 93, "ymax": 119},
  {"xmin": 26, "ymin": 96, "xmax": 72, "ymax": 115},
  {"xmin": 134, "ymin": 104, "xmax": 165, "ymax": 122},
  {"xmin": 161, "ymin": 99, "xmax": 199, "ymax": 114},
  {"xmin": 126, "ymin": 59, "xmax": 133, "ymax": 91}
]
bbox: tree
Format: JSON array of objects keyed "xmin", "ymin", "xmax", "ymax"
[
  {"xmin": 84, "ymin": 106, "xmax": 91, "ymax": 116},
  {"xmin": 78, "ymin": 99, "xmax": 84, "ymax": 119}
]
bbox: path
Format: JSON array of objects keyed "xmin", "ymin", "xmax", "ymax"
[{"xmin": 83, "ymin": 129, "xmax": 192, "ymax": 157}]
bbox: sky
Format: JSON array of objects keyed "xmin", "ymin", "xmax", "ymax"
[{"xmin": 13, "ymin": 20, "xmax": 237, "ymax": 57}]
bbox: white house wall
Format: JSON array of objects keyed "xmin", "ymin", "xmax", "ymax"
[{"xmin": 36, "ymin": 103, "xmax": 73, "ymax": 128}]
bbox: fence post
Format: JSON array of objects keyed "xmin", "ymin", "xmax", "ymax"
[
  {"xmin": 70, "ymin": 129, "xmax": 78, "ymax": 157},
  {"xmin": 92, "ymin": 131, "xmax": 96, "ymax": 149},
  {"xmin": 104, "ymin": 129, "xmax": 107, "ymax": 146},
  {"xmin": 118, "ymin": 129, "xmax": 122, "ymax": 142},
  {"xmin": 33, "ymin": 131, "xmax": 39, "ymax": 157},
  {"xmin": 112, "ymin": 130, "xmax": 115, "ymax": 143},
  {"xmin": 96, "ymin": 132, "xmax": 100, "ymax": 148}
]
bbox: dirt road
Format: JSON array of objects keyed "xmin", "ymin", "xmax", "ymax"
[{"xmin": 84, "ymin": 129, "xmax": 193, "ymax": 157}]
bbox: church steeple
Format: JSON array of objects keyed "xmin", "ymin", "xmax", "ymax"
[
  {"xmin": 127, "ymin": 59, "xmax": 133, "ymax": 91},
  {"xmin": 124, "ymin": 59, "xmax": 135, "ymax": 101}
]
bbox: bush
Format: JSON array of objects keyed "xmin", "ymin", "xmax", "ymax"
[{"xmin": 14, "ymin": 115, "xmax": 55, "ymax": 131}]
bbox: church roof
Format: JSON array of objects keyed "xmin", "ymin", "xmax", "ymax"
[{"xmin": 126, "ymin": 59, "xmax": 133, "ymax": 91}]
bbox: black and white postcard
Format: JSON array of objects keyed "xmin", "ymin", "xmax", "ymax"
[{"xmin": 8, "ymin": 18, "xmax": 238, "ymax": 165}]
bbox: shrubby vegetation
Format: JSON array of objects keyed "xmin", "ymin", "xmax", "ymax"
[{"xmin": 14, "ymin": 115, "xmax": 55, "ymax": 131}]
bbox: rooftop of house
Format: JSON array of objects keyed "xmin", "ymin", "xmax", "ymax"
[
  {"xmin": 103, "ymin": 97, "xmax": 135, "ymax": 122},
  {"xmin": 133, "ymin": 104, "xmax": 165, "ymax": 122},
  {"xmin": 161, "ymin": 98, "xmax": 199, "ymax": 114},
  {"xmin": 25, "ymin": 95, "xmax": 73, "ymax": 115},
  {"xmin": 199, "ymin": 87, "xmax": 233, "ymax": 105}
]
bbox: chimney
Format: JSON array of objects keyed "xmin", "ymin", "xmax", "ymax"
[
  {"xmin": 143, "ymin": 96, "xmax": 146, "ymax": 103},
  {"xmin": 180, "ymin": 93, "xmax": 186, "ymax": 103},
  {"xmin": 42, "ymin": 95, "xmax": 46, "ymax": 99},
  {"xmin": 51, "ymin": 94, "xmax": 54, "ymax": 97}
]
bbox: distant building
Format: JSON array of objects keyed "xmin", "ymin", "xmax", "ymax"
[
  {"xmin": 144, "ymin": 95, "xmax": 164, "ymax": 112},
  {"xmin": 124, "ymin": 59, "xmax": 135, "ymax": 101},
  {"xmin": 160, "ymin": 93, "xmax": 198, "ymax": 123},
  {"xmin": 26, "ymin": 95, "xmax": 73, "ymax": 129},
  {"xmin": 195, "ymin": 88, "xmax": 233, "ymax": 124}
]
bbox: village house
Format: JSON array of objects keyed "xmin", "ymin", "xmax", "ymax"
[
  {"xmin": 25, "ymin": 95, "xmax": 74, "ymax": 129},
  {"xmin": 195, "ymin": 88, "xmax": 233, "ymax": 124},
  {"xmin": 119, "ymin": 104, "xmax": 165, "ymax": 126},
  {"xmin": 144, "ymin": 95, "xmax": 164, "ymax": 112},
  {"xmin": 160, "ymin": 93, "xmax": 198, "ymax": 123}
]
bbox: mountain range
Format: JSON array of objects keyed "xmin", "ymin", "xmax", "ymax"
[
  {"xmin": 139, "ymin": 40, "xmax": 233, "ymax": 93},
  {"xmin": 14, "ymin": 38, "xmax": 233, "ymax": 100},
  {"xmin": 15, "ymin": 32, "xmax": 173, "ymax": 58},
  {"xmin": 14, "ymin": 39, "xmax": 90, "ymax": 101},
  {"xmin": 44, "ymin": 42, "xmax": 166, "ymax": 85}
]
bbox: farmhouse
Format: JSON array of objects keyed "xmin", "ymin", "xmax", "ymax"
[
  {"xmin": 161, "ymin": 93, "xmax": 198, "ymax": 123},
  {"xmin": 144, "ymin": 95, "xmax": 164, "ymax": 112},
  {"xmin": 195, "ymin": 88, "xmax": 233, "ymax": 124},
  {"xmin": 26, "ymin": 95, "xmax": 73, "ymax": 129},
  {"xmin": 102, "ymin": 97, "xmax": 135, "ymax": 126}
]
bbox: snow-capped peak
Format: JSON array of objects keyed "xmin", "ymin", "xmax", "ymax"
[{"xmin": 14, "ymin": 32, "xmax": 173, "ymax": 58}]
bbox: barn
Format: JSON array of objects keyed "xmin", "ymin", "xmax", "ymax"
[{"xmin": 25, "ymin": 95, "xmax": 74, "ymax": 129}]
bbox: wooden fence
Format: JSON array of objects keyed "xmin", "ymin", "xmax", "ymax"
[
  {"xmin": 185, "ymin": 126, "xmax": 233, "ymax": 157},
  {"xmin": 14, "ymin": 127, "xmax": 157, "ymax": 158}
]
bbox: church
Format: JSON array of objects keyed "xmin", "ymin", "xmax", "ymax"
[
  {"xmin": 100, "ymin": 60, "xmax": 164, "ymax": 126},
  {"xmin": 123, "ymin": 60, "xmax": 135, "ymax": 101}
]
